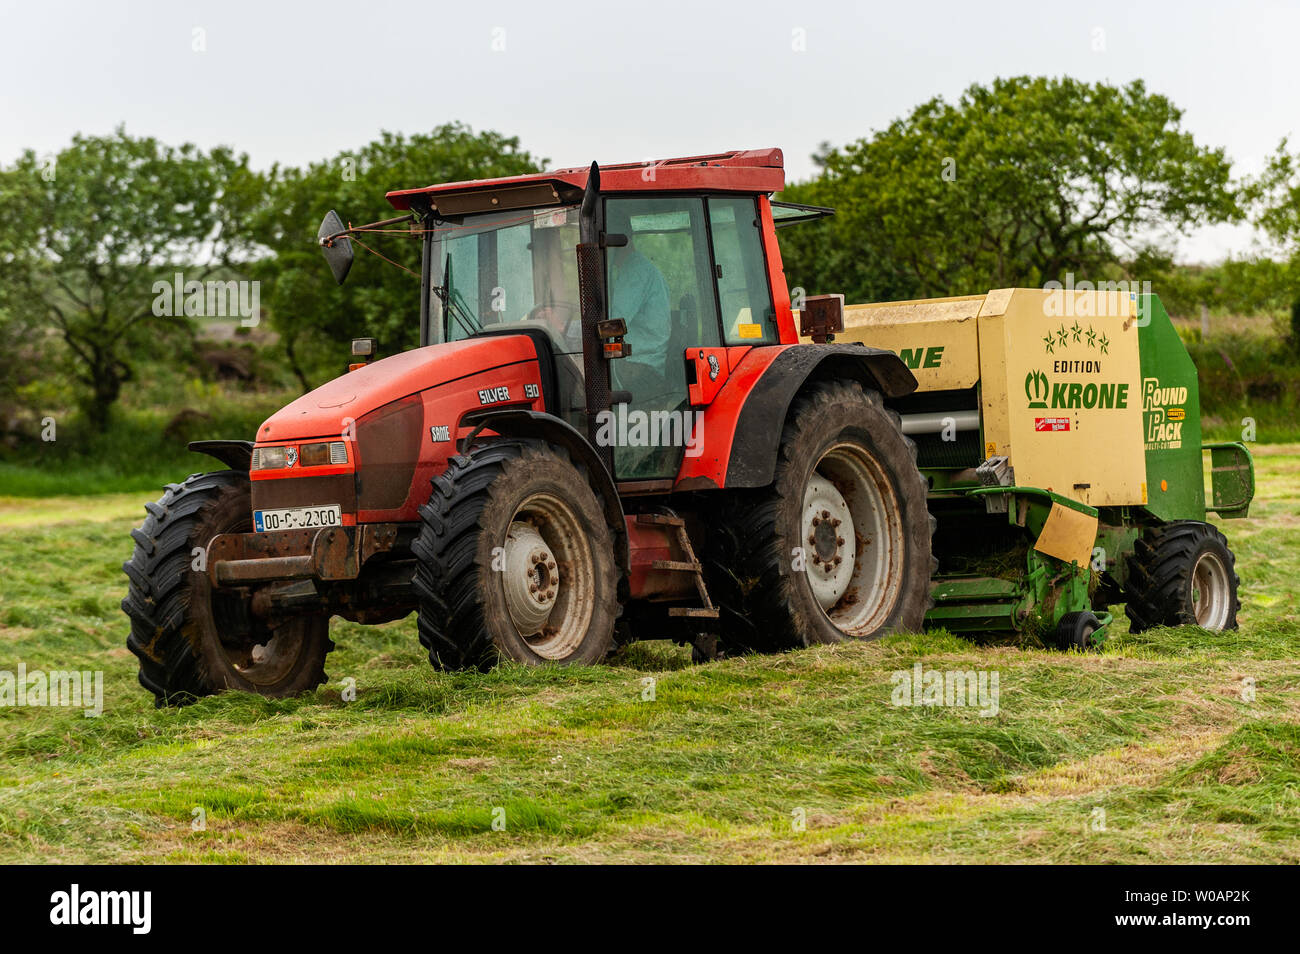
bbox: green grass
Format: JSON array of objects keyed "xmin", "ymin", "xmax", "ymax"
[{"xmin": 0, "ymin": 449, "xmax": 1296, "ymax": 863}]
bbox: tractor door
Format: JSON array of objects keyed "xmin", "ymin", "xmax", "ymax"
[
  {"xmin": 604, "ymin": 196, "xmax": 722, "ymax": 480},
  {"xmin": 706, "ymin": 196, "xmax": 779, "ymax": 347}
]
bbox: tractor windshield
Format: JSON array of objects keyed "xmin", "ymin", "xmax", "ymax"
[{"xmin": 431, "ymin": 205, "xmax": 582, "ymax": 356}]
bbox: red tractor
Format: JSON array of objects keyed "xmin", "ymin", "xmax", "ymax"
[{"xmin": 122, "ymin": 148, "xmax": 933, "ymax": 703}]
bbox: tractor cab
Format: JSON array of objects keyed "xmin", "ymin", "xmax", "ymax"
[{"xmin": 379, "ymin": 150, "xmax": 799, "ymax": 482}]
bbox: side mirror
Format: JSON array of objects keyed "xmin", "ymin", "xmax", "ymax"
[{"xmin": 318, "ymin": 210, "xmax": 354, "ymax": 285}]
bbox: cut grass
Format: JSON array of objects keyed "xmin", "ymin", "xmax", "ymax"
[{"xmin": 0, "ymin": 449, "xmax": 1296, "ymax": 863}]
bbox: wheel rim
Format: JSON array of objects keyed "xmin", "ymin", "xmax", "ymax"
[
  {"xmin": 500, "ymin": 492, "xmax": 593, "ymax": 659},
  {"xmin": 1191, "ymin": 550, "xmax": 1231, "ymax": 629},
  {"xmin": 802, "ymin": 441, "xmax": 905, "ymax": 636},
  {"xmin": 207, "ymin": 517, "xmax": 311, "ymax": 687},
  {"xmin": 214, "ymin": 616, "xmax": 312, "ymax": 686}
]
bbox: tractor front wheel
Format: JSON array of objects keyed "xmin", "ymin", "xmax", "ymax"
[
  {"xmin": 122, "ymin": 471, "xmax": 333, "ymax": 705},
  {"xmin": 412, "ymin": 441, "xmax": 621, "ymax": 671}
]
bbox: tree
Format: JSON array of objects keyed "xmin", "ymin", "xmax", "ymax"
[
  {"xmin": 1248, "ymin": 139, "xmax": 1300, "ymax": 343},
  {"xmin": 1252, "ymin": 138, "xmax": 1300, "ymax": 247},
  {"xmin": 0, "ymin": 128, "xmax": 259, "ymax": 430},
  {"xmin": 778, "ymin": 76, "xmax": 1241, "ymax": 304},
  {"xmin": 250, "ymin": 125, "xmax": 542, "ymax": 388}
]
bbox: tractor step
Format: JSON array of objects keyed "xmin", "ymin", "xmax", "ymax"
[
  {"xmin": 651, "ymin": 559, "xmax": 701, "ymax": 572},
  {"xmin": 635, "ymin": 513, "xmax": 685, "ymax": 527},
  {"xmin": 638, "ymin": 511, "xmax": 717, "ymax": 622}
]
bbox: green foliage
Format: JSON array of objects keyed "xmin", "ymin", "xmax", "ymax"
[
  {"xmin": 1136, "ymin": 257, "xmax": 1296, "ymax": 322},
  {"xmin": 1250, "ymin": 137, "xmax": 1300, "ymax": 251},
  {"xmin": 249, "ymin": 125, "xmax": 542, "ymax": 387},
  {"xmin": 3, "ymin": 92, "xmax": 1299, "ymax": 489},
  {"xmin": 1186, "ymin": 328, "xmax": 1300, "ymax": 442},
  {"xmin": 779, "ymin": 76, "xmax": 1240, "ymax": 303},
  {"xmin": 1244, "ymin": 138, "xmax": 1300, "ymax": 343},
  {"xmin": 0, "ymin": 389, "xmax": 292, "ymax": 495},
  {"xmin": 0, "ymin": 128, "xmax": 262, "ymax": 430}
]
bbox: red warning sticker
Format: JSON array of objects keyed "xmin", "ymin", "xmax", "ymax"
[{"xmin": 1035, "ymin": 417, "xmax": 1071, "ymax": 432}]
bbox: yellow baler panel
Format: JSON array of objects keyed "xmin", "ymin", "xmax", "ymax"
[
  {"xmin": 979, "ymin": 288, "xmax": 1145, "ymax": 509},
  {"xmin": 827, "ymin": 295, "xmax": 984, "ymax": 391}
]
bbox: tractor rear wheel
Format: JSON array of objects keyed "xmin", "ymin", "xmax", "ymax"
[
  {"xmin": 1124, "ymin": 521, "xmax": 1239, "ymax": 632},
  {"xmin": 412, "ymin": 441, "xmax": 620, "ymax": 671},
  {"xmin": 122, "ymin": 471, "xmax": 333, "ymax": 705},
  {"xmin": 703, "ymin": 379, "xmax": 933, "ymax": 652}
]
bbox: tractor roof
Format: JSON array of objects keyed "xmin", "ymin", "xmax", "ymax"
[{"xmin": 385, "ymin": 147, "xmax": 785, "ymax": 214}]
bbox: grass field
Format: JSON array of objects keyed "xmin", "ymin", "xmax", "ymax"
[{"xmin": 0, "ymin": 449, "xmax": 1296, "ymax": 864}]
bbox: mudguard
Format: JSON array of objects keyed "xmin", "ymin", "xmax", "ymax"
[
  {"xmin": 188, "ymin": 439, "xmax": 254, "ymax": 471},
  {"xmin": 678, "ymin": 343, "xmax": 917, "ymax": 491}
]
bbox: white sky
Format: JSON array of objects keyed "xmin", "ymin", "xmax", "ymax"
[{"xmin": 2, "ymin": 0, "xmax": 1296, "ymax": 263}]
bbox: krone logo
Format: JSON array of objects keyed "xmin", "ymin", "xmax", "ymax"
[{"xmin": 1025, "ymin": 370, "xmax": 1049, "ymax": 408}]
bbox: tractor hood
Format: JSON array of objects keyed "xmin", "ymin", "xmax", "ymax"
[{"xmin": 256, "ymin": 336, "xmax": 539, "ymax": 443}]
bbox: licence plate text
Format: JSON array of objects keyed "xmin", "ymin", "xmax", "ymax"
[{"xmin": 254, "ymin": 505, "xmax": 342, "ymax": 532}]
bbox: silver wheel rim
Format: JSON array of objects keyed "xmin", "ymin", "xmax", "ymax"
[
  {"xmin": 1191, "ymin": 550, "xmax": 1231, "ymax": 629},
  {"xmin": 499, "ymin": 492, "xmax": 593, "ymax": 659},
  {"xmin": 801, "ymin": 441, "xmax": 904, "ymax": 636}
]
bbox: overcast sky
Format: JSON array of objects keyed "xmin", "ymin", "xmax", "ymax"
[{"xmin": 2, "ymin": 0, "xmax": 1297, "ymax": 262}]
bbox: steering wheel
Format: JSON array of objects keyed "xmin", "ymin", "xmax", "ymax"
[{"xmin": 525, "ymin": 301, "xmax": 582, "ymax": 345}]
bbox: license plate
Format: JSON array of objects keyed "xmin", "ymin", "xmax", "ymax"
[{"xmin": 254, "ymin": 505, "xmax": 342, "ymax": 532}]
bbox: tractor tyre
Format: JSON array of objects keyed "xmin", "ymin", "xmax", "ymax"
[
  {"xmin": 412, "ymin": 441, "xmax": 621, "ymax": 671},
  {"xmin": 1124, "ymin": 521, "xmax": 1239, "ymax": 632},
  {"xmin": 122, "ymin": 471, "xmax": 333, "ymax": 705},
  {"xmin": 703, "ymin": 379, "xmax": 934, "ymax": 653}
]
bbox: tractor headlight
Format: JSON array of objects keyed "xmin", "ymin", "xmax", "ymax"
[
  {"xmin": 252, "ymin": 445, "xmax": 289, "ymax": 470},
  {"xmin": 299, "ymin": 441, "xmax": 349, "ymax": 467}
]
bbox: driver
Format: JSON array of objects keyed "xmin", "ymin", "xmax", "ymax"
[{"xmin": 605, "ymin": 206, "xmax": 670, "ymax": 380}]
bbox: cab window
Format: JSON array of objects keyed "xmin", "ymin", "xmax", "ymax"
[{"xmin": 708, "ymin": 196, "xmax": 777, "ymax": 345}]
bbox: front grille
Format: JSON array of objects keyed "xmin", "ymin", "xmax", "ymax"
[{"xmin": 251, "ymin": 473, "xmax": 357, "ymax": 513}]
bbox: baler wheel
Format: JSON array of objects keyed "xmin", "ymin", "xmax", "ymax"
[
  {"xmin": 1123, "ymin": 521, "xmax": 1240, "ymax": 632},
  {"xmin": 412, "ymin": 441, "xmax": 620, "ymax": 671},
  {"xmin": 1055, "ymin": 611, "xmax": 1101, "ymax": 650},
  {"xmin": 121, "ymin": 471, "xmax": 333, "ymax": 705}
]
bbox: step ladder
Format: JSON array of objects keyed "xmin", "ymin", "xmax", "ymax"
[{"xmin": 635, "ymin": 513, "xmax": 719, "ymax": 619}]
